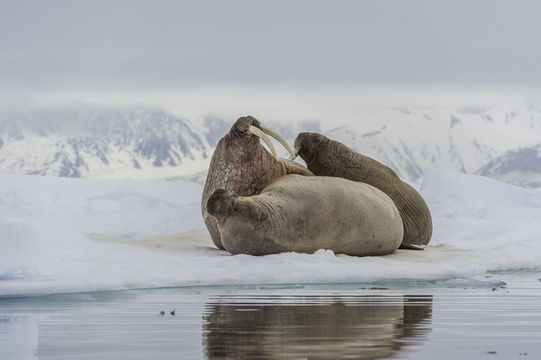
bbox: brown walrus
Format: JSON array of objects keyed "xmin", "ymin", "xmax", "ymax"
[
  {"xmin": 206, "ymin": 174, "xmax": 403, "ymax": 256},
  {"xmin": 204, "ymin": 295, "xmax": 432, "ymax": 359},
  {"xmin": 202, "ymin": 116, "xmax": 313, "ymax": 250},
  {"xmin": 292, "ymin": 132, "xmax": 432, "ymax": 248}
]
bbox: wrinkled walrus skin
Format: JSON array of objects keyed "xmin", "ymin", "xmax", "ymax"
[
  {"xmin": 294, "ymin": 133, "xmax": 432, "ymax": 248},
  {"xmin": 201, "ymin": 116, "xmax": 313, "ymax": 250},
  {"xmin": 206, "ymin": 175, "xmax": 404, "ymax": 256}
]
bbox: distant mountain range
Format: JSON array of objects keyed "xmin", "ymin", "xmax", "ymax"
[
  {"xmin": 0, "ymin": 106, "xmax": 214, "ymax": 179},
  {"xmin": 0, "ymin": 106, "xmax": 320, "ymax": 180},
  {"xmin": 0, "ymin": 101, "xmax": 540, "ymax": 187},
  {"xmin": 326, "ymin": 100, "xmax": 541, "ymax": 188}
]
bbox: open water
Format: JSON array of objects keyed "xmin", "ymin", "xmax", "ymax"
[{"xmin": 1, "ymin": 272, "xmax": 540, "ymax": 359}]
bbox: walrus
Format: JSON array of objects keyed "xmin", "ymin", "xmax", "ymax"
[
  {"xmin": 292, "ymin": 132, "xmax": 432, "ymax": 249},
  {"xmin": 204, "ymin": 295, "xmax": 432, "ymax": 359},
  {"xmin": 202, "ymin": 116, "xmax": 314, "ymax": 250},
  {"xmin": 206, "ymin": 174, "xmax": 404, "ymax": 256}
]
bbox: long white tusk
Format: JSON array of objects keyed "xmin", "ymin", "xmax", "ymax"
[
  {"xmin": 290, "ymin": 147, "xmax": 299, "ymax": 161},
  {"xmin": 249, "ymin": 125, "xmax": 278, "ymax": 159},
  {"xmin": 260, "ymin": 125, "xmax": 296, "ymax": 160}
]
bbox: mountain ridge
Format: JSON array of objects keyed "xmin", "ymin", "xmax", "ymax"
[{"xmin": 0, "ymin": 101, "xmax": 540, "ymax": 187}]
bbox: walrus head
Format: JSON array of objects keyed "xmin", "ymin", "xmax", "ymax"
[
  {"xmin": 292, "ymin": 132, "xmax": 328, "ymax": 163},
  {"xmin": 230, "ymin": 116, "xmax": 295, "ymax": 160},
  {"xmin": 206, "ymin": 188, "xmax": 238, "ymax": 222},
  {"xmin": 230, "ymin": 116, "xmax": 262, "ymax": 139}
]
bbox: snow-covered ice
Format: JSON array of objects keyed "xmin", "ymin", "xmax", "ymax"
[{"xmin": 1, "ymin": 169, "xmax": 540, "ymax": 297}]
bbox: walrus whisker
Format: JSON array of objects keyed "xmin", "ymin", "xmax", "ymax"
[
  {"xmin": 260, "ymin": 125, "xmax": 296, "ymax": 160},
  {"xmin": 249, "ymin": 125, "xmax": 278, "ymax": 159}
]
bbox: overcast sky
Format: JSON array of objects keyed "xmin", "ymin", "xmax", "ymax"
[{"xmin": 2, "ymin": 0, "xmax": 541, "ymax": 92}]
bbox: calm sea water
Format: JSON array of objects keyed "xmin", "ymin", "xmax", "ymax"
[{"xmin": 1, "ymin": 273, "xmax": 540, "ymax": 359}]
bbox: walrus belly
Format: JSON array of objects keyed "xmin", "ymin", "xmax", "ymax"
[{"xmin": 207, "ymin": 175, "xmax": 403, "ymax": 256}]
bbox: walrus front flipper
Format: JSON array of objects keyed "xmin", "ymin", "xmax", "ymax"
[
  {"xmin": 399, "ymin": 244, "xmax": 425, "ymax": 250},
  {"xmin": 280, "ymin": 158, "xmax": 314, "ymax": 176}
]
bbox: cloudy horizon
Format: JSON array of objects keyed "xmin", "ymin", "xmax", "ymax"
[
  {"xmin": 3, "ymin": 1, "xmax": 541, "ymax": 89},
  {"xmin": 2, "ymin": 0, "xmax": 541, "ymax": 123}
]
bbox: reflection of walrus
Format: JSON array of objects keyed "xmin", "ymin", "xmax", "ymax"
[
  {"xmin": 201, "ymin": 116, "xmax": 313, "ymax": 250},
  {"xmin": 206, "ymin": 174, "xmax": 403, "ymax": 256},
  {"xmin": 203, "ymin": 295, "xmax": 433, "ymax": 359},
  {"xmin": 293, "ymin": 133, "xmax": 432, "ymax": 248}
]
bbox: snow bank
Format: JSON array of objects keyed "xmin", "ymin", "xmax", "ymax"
[{"xmin": 1, "ymin": 170, "xmax": 540, "ymax": 296}]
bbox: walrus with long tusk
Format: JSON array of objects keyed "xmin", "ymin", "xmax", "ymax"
[
  {"xmin": 207, "ymin": 175, "xmax": 404, "ymax": 256},
  {"xmin": 202, "ymin": 116, "xmax": 314, "ymax": 250},
  {"xmin": 292, "ymin": 132, "xmax": 432, "ymax": 249}
]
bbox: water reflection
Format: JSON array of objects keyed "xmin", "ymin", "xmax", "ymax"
[{"xmin": 203, "ymin": 295, "xmax": 432, "ymax": 359}]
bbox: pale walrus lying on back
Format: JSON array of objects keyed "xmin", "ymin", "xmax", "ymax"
[
  {"xmin": 292, "ymin": 133, "xmax": 432, "ymax": 249},
  {"xmin": 202, "ymin": 116, "xmax": 313, "ymax": 250},
  {"xmin": 206, "ymin": 175, "xmax": 404, "ymax": 256}
]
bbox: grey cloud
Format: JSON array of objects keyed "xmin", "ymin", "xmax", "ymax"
[{"xmin": 1, "ymin": 0, "xmax": 541, "ymax": 91}]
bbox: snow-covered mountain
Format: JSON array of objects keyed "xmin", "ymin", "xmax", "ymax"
[
  {"xmin": 477, "ymin": 144, "xmax": 541, "ymax": 188},
  {"xmin": 0, "ymin": 106, "xmax": 320, "ymax": 180},
  {"xmin": 0, "ymin": 106, "xmax": 216, "ymax": 179},
  {"xmin": 0, "ymin": 100, "xmax": 540, "ymax": 187},
  {"xmin": 327, "ymin": 100, "xmax": 541, "ymax": 188}
]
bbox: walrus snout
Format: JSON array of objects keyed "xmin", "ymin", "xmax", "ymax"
[
  {"xmin": 207, "ymin": 189, "xmax": 239, "ymax": 218},
  {"xmin": 293, "ymin": 132, "xmax": 325, "ymax": 161},
  {"xmin": 232, "ymin": 116, "xmax": 261, "ymax": 134},
  {"xmin": 231, "ymin": 116, "xmax": 280, "ymax": 159},
  {"xmin": 231, "ymin": 116, "xmax": 297, "ymax": 160}
]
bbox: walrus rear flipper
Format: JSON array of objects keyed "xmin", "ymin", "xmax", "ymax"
[{"xmin": 399, "ymin": 244, "xmax": 424, "ymax": 250}]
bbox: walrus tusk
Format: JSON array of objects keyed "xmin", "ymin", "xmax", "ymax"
[
  {"xmin": 260, "ymin": 125, "xmax": 296, "ymax": 160},
  {"xmin": 249, "ymin": 125, "xmax": 279, "ymax": 159},
  {"xmin": 290, "ymin": 144, "xmax": 300, "ymax": 160}
]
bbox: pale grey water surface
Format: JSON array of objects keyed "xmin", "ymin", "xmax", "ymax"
[{"xmin": 1, "ymin": 272, "xmax": 540, "ymax": 359}]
